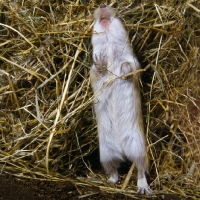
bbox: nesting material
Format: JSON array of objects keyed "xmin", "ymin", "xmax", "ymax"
[{"xmin": 0, "ymin": 0, "xmax": 199, "ymax": 198}]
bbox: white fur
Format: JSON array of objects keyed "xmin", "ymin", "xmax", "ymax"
[
  {"xmin": 137, "ymin": 177, "xmax": 153, "ymax": 195},
  {"xmin": 90, "ymin": 5, "xmax": 152, "ymax": 195}
]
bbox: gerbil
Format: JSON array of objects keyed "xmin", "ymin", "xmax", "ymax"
[{"xmin": 90, "ymin": 4, "xmax": 152, "ymax": 194}]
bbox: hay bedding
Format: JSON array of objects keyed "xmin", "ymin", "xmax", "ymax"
[{"xmin": 0, "ymin": 0, "xmax": 199, "ymax": 198}]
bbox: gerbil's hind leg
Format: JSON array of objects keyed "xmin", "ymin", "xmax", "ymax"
[
  {"xmin": 99, "ymin": 139, "xmax": 122, "ymax": 184},
  {"xmin": 101, "ymin": 160, "xmax": 119, "ymax": 184},
  {"xmin": 134, "ymin": 157, "xmax": 153, "ymax": 195},
  {"xmin": 124, "ymin": 143, "xmax": 152, "ymax": 194}
]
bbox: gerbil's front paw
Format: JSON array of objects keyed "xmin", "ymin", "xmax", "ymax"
[
  {"xmin": 137, "ymin": 177, "xmax": 153, "ymax": 195},
  {"xmin": 94, "ymin": 53, "xmax": 107, "ymax": 74},
  {"xmin": 120, "ymin": 62, "xmax": 133, "ymax": 80}
]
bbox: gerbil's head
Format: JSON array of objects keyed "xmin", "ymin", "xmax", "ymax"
[{"xmin": 93, "ymin": 4, "xmax": 115, "ymax": 28}]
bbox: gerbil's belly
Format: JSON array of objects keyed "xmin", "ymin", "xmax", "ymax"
[{"xmin": 95, "ymin": 78, "xmax": 138, "ymax": 132}]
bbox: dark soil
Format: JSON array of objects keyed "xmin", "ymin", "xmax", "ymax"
[{"xmin": 0, "ymin": 173, "xmax": 182, "ymax": 200}]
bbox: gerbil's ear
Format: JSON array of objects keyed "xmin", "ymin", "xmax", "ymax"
[{"xmin": 93, "ymin": 7, "xmax": 100, "ymax": 19}]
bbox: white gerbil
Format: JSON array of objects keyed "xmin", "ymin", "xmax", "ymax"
[{"xmin": 90, "ymin": 4, "xmax": 152, "ymax": 195}]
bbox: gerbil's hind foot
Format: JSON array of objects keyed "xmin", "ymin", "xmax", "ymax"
[
  {"xmin": 137, "ymin": 177, "xmax": 153, "ymax": 195},
  {"xmin": 130, "ymin": 157, "xmax": 153, "ymax": 195},
  {"xmin": 107, "ymin": 171, "xmax": 118, "ymax": 184}
]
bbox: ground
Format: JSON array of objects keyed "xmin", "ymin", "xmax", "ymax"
[{"xmin": 0, "ymin": 173, "xmax": 182, "ymax": 200}]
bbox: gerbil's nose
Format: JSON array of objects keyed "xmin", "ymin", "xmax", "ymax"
[{"xmin": 100, "ymin": 4, "xmax": 106, "ymax": 8}]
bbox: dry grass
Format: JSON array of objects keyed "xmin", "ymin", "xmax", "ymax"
[{"xmin": 0, "ymin": 0, "xmax": 199, "ymax": 198}]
